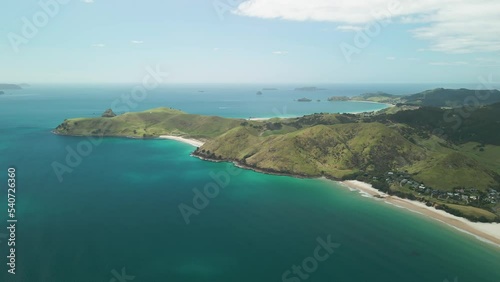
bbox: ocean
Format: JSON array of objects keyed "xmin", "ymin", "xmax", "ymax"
[{"xmin": 0, "ymin": 84, "xmax": 499, "ymax": 282}]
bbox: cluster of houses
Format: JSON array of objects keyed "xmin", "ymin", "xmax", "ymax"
[{"xmin": 382, "ymin": 171, "xmax": 499, "ymax": 205}]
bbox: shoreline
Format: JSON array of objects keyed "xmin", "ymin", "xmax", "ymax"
[
  {"xmin": 247, "ymin": 116, "xmax": 298, "ymax": 121},
  {"xmin": 247, "ymin": 101, "xmax": 393, "ymax": 120},
  {"xmin": 54, "ymin": 130, "xmax": 500, "ymax": 247},
  {"xmin": 340, "ymin": 180, "xmax": 500, "ymax": 247},
  {"xmin": 193, "ymin": 154, "xmax": 500, "ymax": 247},
  {"xmin": 158, "ymin": 135, "xmax": 205, "ymax": 147}
]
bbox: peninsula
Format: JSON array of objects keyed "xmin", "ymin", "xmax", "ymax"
[{"xmin": 55, "ymin": 89, "xmax": 500, "ymax": 228}]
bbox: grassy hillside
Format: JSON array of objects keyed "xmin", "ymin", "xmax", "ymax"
[
  {"xmin": 408, "ymin": 152, "xmax": 499, "ymax": 191},
  {"xmin": 372, "ymin": 103, "xmax": 500, "ymax": 145},
  {"xmin": 351, "ymin": 92, "xmax": 403, "ymax": 104},
  {"xmin": 405, "ymin": 88, "xmax": 500, "ymax": 107},
  {"xmin": 198, "ymin": 122, "xmax": 427, "ymax": 178},
  {"xmin": 55, "ymin": 107, "xmax": 243, "ymax": 139}
]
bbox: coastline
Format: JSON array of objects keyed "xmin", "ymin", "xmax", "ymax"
[
  {"xmin": 340, "ymin": 180, "xmax": 500, "ymax": 247},
  {"xmin": 54, "ymin": 129, "xmax": 500, "ymax": 247},
  {"xmin": 158, "ymin": 135, "xmax": 205, "ymax": 147},
  {"xmin": 248, "ymin": 100, "xmax": 393, "ymax": 120},
  {"xmin": 342, "ymin": 100, "xmax": 395, "ymax": 114},
  {"xmin": 193, "ymin": 153, "xmax": 500, "ymax": 247},
  {"xmin": 247, "ymin": 116, "xmax": 298, "ymax": 121}
]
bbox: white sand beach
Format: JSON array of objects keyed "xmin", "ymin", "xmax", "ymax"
[
  {"xmin": 247, "ymin": 117, "xmax": 271, "ymax": 121},
  {"xmin": 158, "ymin": 135, "xmax": 205, "ymax": 147},
  {"xmin": 341, "ymin": 180, "xmax": 500, "ymax": 247}
]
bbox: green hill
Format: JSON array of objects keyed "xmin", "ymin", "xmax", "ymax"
[
  {"xmin": 405, "ymin": 88, "xmax": 500, "ymax": 107},
  {"xmin": 351, "ymin": 92, "xmax": 403, "ymax": 104},
  {"xmin": 372, "ymin": 102, "xmax": 500, "ymax": 145},
  {"xmin": 55, "ymin": 107, "xmax": 243, "ymax": 139},
  {"xmin": 200, "ymin": 123, "xmax": 426, "ymax": 178},
  {"xmin": 408, "ymin": 152, "xmax": 500, "ymax": 191}
]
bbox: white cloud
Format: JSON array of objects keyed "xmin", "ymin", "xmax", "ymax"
[
  {"xmin": 82, "ymin": 0, "xmax": 94, "ymax": 3},
  {"xmin": 336, "ymin": 25, "xmax": 363, "ymax": 32},
  {"xmin": 91, "ymin": 43, "xmax": 105, "ymax": 48},
  {"xmin": 386, "ymin": 56, "xmax": 396, "ymax": 60},
  {"xmin": 272, "ymin": 51, "xmax": 288, "ymax": 55},
  {"xmin": 213, "ymin": 47, "xmax": 220, "ymax": 51},
  {"xmin": 234, "ymin": 0, "xmax": 500, "ymax": 53},
  {"xmin": 131, "ymin": 40, "xmax": 144, "ymax": 44},
  {"xmin": 429, "ymin": 61, "xmax": 468, "ymax": 66}
]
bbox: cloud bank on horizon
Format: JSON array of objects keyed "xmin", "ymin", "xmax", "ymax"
[{"xmin": 234, "ymin": 0, "xmax": 500, "ymax": 54}]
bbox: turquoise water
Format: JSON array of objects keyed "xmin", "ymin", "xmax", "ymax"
[{"xmin": 0, "ymin": 85, "xmax": 499, "ymax": 282}]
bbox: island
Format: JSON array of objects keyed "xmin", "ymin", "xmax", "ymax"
[
  {"xmin": 54, "ymin": 88, "xmax": 500, "ymax": 228},
  {"xmin": 297, "ymin": 97, "xmax": 312, "ymax": 102},
  {"xmin": 0, "ymin": 84, "xmax": 22, "ymax": 90},
  {"xmin": 256, "ymin": 91, "xmax": 263, "ymax": 95},
  {"xmin": 328, "ymin": 96, "xmax": 350, "ymax": 101},
  {"xmin": 101, "ymin": 108, "xmax": 117, "ymax": 118},
  {"xmin": 0, "ymin": 91, "xmax": 4, "ymax": 95},
  {"xmin": 295, "ymin": 87, "xmax": 326, "ymax": 91}
]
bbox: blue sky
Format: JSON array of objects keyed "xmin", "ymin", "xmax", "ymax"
[{"xmin": 1, "ymin": 0, "xmax": 499, "ymax": 84}]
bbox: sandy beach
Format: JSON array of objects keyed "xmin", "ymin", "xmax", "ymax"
[
  {"xmin": 158, "ymin": 135, "xmax": 205, "ymax": 147},
  {"xmin": 247, "ymin": 117, "xmax": 271, "ymax": 121},
  {"xmin": 341, "ymin": 180, "xmax": 500, "ymax": 247},
  {"xmin": 247, "ymin": 116, "xmax": 298, "ymax": 121}
]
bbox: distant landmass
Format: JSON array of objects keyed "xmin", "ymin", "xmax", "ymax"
[
  {"xmin": 262, "ymin": 88, "xmax": 278, "ymax": 91},
  {"xmin": 327, "ymin": 96, "xmax": 350, "ymax": 101},
  {"xmin": 295, "ymin": 87, "xmax": 326, "ymax": 91},
  {"xmin": 297, "ymin": 97, "xmax": 312, "ymax": 102},
  {"xmin": 0, "ymin": 91, "xmax": 4, "ymax": 95},
  {"xmin": 0, "ymin": 84, "xmax": 22, "ymax": 90},
  {"xmin": 336, "ymin": 88, "xmax": 500, "ymax": 107},
  {"xmin": 256, "ymin": 91, "xmax": 263, "ymax": 95},
  {"xmin": 101, "ymin": 109, "xmax": 117, "ymax": 118},
  {"xmin": 55, "ymin": 88, "xmax": 500, "ymax": 223}
]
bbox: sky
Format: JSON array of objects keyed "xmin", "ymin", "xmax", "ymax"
[{"xmin": 0, "ymin": 0, "xmax": 499, "ymax": 84}]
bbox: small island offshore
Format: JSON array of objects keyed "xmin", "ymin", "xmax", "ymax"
[
  {"xmin": 54, "ymin": 88, "xmax": 500, "ymax": 245},
  {"xmin": 0, "ymin": 83, "xmax": 24, "ymax": 95}
]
